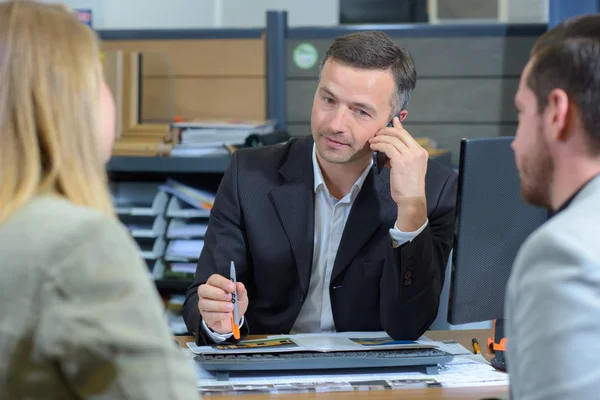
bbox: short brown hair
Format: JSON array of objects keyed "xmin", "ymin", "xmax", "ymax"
[
  {"xmin": 527, "ymin": 14, "xmax": 600, "ymax": 153},
  {"xmin": 320, "ymin": 31, "xmax": 417, "ymax": 118}
]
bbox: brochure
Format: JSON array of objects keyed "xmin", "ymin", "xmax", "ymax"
[{"xmin": 187, "ymin": 332, "xmax": 436, "ymax": 355}]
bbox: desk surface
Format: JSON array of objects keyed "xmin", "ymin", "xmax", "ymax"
[{"xmin": 176, "ymin": 328, "xmax": 508, "ymax": 399}]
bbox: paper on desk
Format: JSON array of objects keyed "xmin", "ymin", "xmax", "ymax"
[
  {"xmin": 187, "ymin": 331, "xmax": 435, "ymax": 355},
  {"xmin": 419, "ymin": 337, "xmax": 476, "ymax": 357},
  {"xmin": 419, "ymin": 337, "xmax": 492, "ymax": 365},
  {"xmin": 183, "ymin": 349, "xmax": 509, "ymax": 395},
  {"xmin": 434, "ymin": 357, "xmax": 507, "ymax": 387}
]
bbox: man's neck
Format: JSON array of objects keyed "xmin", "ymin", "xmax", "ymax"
[
  {"xmin": 550, "ymin": 158, "xmax": 600, "ymax": 211},
  {"xmin": 316, "ymin": 153, "xmax": 370, "ymax": 200}
]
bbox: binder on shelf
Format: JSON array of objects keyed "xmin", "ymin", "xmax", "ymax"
[
  {"xmin": 121, "ymin": 214, "xmax": 167, "ymax": 238},
  {"xmin": 137, "ymin": 237, "xmax": 166, "ymax": 260},
  {"xmin": 166, "ymin": 218, "xmax": 208, "ymax": 239},
  {"xmin": 111, "ymin": 182, "xmax": 169, "ymax": 216},
  {"xmin": 166, "ymin": 197, "xmax": 211, "ymax": 219}
]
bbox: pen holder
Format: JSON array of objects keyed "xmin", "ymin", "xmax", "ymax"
[{"xmin": 488, "ymin": 319, "xmax": 507, "ymax": 372}]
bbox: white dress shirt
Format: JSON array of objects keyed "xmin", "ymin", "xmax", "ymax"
[
  {"xmin": 291, "ymin": 145, "xmax": 427, "ymax": 333},
  {"xmin": 203, "ymin": 144, "xmax": 428, "ymax": 341}
]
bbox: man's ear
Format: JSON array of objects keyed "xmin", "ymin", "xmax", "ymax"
[
  {"xmin": 547, "ymin": 88, "xmax": 569, "ymax": 141},
  {"xmin": 399, "ymin": 110, "xmax": 408, "ymax": 122}
]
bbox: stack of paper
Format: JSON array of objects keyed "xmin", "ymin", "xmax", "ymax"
[
  {"xmin": 170, "ymin": 262, "xmax": 198, "ymax": 275},
  {"xmin": 189, "ymin": 332, "xmax": 431, "ymax": 355},
  {"xmin": 184, "ymin": 332, "xmax": 509, "ymax": 396},
  {"xmin": 110, "ymin": 180, "xmax": 214, "ymax": 281},
  {"xmin": 165, "ymin": 239, "xmax": 204, "ymax": 260},
  {"xmin": 171, "ymin": 118, "xmax": 276, "ymax": 157},
  {"xmin": 159, "ymin": 179, "xmax": 215, "ymax": 211},
  {"xmin": 167, "ymin": 219, "xmax": 208, "ymax": 239},
  {"xmin": 159, "ymin": 180, "xmax": 211, "ymax": 278}
]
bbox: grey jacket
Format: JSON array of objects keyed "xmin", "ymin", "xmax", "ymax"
[
  {"xmin": 505, "ymin": 175, "xmax": 600, "ymax": 399},
  {"xmin": 0, "ymin": 196, "xmax": 199, "ymax": 399}
]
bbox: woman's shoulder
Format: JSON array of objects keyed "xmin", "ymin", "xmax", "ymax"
[
  {"xmin": 0, "ymin": 195, "xmax": 138, "ymax": 268},
  {"xmin": 13, "ymin": 195, "xmax": 123, "ymax": 235}
]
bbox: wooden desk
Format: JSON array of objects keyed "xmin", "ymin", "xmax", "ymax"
[{"xmin": 177, "ymin": 329, "xmax": 508, "ymax": 399}]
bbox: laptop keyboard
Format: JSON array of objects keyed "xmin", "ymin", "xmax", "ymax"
[{"xmin": 197, "ymin": 348, "xmax": 449, "ymax": 362}]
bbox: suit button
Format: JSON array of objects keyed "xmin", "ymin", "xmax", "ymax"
[
  {"xmin": 404, "ymin": 271, "xmax": 412, "ymax": 279},
  {"xmin": 404, "ymin": 278, "xmax": 412, "ymax": 286},
  {"xmin": 300, "ymin": 294, "xmax": 305, "ymax": 303}
]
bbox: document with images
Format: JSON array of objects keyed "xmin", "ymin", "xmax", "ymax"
[{"xmin": 187, "ymin": 331, "xmax": 436, "ymax": 355}]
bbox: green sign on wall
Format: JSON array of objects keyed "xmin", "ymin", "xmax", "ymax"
[{"xmin": 293, "ymin": 43, "xmax": 319, "ymax": 70}]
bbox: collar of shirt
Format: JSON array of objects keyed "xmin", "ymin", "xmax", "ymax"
[
  {"xmin": 312, "ymin": 143, "xmax": 373, "ymax": 201},
  {"xmin": 549, "ymin": 172, "xmax": 600, "ymax": 218}
]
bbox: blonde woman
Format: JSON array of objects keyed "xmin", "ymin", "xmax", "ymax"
[{"xmin": 0, "ymin": 1, "xmax": 199, "ymax": 399}]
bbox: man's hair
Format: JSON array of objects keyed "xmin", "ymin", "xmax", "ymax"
[
  {"xmin": 527, "ymin": 14, "xmax": 600, "ymax": 153},
  {"xmin": 319, "ymin": 31, "xmax": 417, "ymax": 118}
]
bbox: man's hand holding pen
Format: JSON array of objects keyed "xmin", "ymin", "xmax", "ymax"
[{"xmin": 197, "ymin": 273, "xmax": 248, "ymax": 335}]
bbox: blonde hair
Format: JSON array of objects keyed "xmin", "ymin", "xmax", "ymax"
[{"xmin": 0, "ymin": 0, "xmax": 114, "ymax": 223}]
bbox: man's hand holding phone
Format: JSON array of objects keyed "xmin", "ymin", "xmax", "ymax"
[
  {"xmin": 197, "ymin": 274, "xmax": 248, "ymax": 334},
  {"xmin": 369, "ymin": 116, "xmax": 429, "ymax": 232}
]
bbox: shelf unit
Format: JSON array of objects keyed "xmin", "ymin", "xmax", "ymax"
[
  {"xmin": 107, "ymin": 155, "xmax": 231, "ymax": 174},
  {"xmin": 108, "ymin": 155, "xmax": 228, "ymax": 295}
]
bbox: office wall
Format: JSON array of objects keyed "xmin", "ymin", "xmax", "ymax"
[
  {"xmin": 286, "ymin": 29, "xmax": 544, "ymax": 165},
  {"xmin": 39, "ymin": 0, "xmax": 338, "ymax": 29},
  {"xmin": 436, "ymin": 0, "xmax": 499, "ymax": 20},
  {"xmin": 221, "ymin": 0, "xmax": 339, "ymax": 28},
  {"xmin": 504, "ymin": 0, "xmax": 548, "ymax": 22},
  {"xmin": 102, "ymin": 37, "xmax": 266, "ymax": 122},
  {"xmin": 431, "ymin": 0, "xmax": 548, "ymax": 23}
]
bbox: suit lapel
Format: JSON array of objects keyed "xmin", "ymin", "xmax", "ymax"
[
  {"xmin": 331, "ymin": 170, "xmax": 396, "ymax": 282},
  {"xmin": 270, "ymin": 138, "xmax": 315, "ymax": 295}
]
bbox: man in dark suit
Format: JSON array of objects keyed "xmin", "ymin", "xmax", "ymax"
[{"xmin": 183, "ymin": 31, "xmax": 457, "ymax": 345}]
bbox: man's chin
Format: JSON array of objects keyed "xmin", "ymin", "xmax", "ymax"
[
  {"xmin": 320, "ymin": 153, "xmax": 351, "ymax": 164},
  {"xmin": 316, "ymin": 144, "xmax": 349, "ymax": 163},
  {"xmin": 520, "ymin": 186, "xmax": 549, "ymax": 209}
]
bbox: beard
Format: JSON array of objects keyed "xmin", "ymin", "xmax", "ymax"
[{"xmin": 519, "ymin": 127, "xmax": 554, "ymax": 209}]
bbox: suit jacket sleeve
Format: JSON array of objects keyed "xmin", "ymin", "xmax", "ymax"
[
  {"xmin": 506, "ymin": 228, "xmax": 600, "ymax": 400},
  {"xmin": 182, "ymin": 151, "xmax": 251, "ymax": 345},
  {"xmin": 380, "ymin": 168, "xmax": 458, "ymax": 340}
]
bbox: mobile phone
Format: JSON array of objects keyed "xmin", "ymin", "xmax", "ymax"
[{"xmin": 372, "ymin": 118, "xmax": 395, "ymax": 174}]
